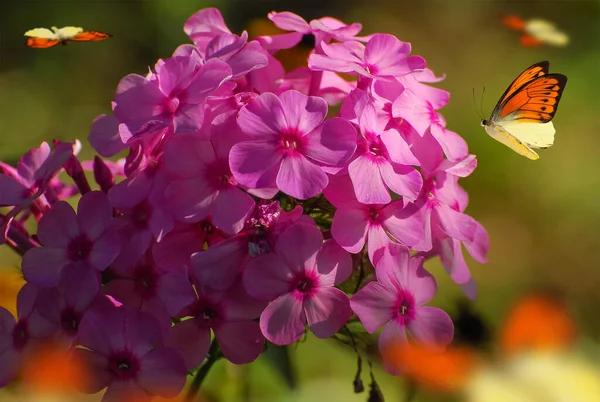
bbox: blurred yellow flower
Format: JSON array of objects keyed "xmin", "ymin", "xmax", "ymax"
[{"xmin": 0, "ymin": 268, "xmax": 25, "ymax": 317}]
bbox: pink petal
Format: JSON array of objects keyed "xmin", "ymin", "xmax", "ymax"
[
  {"xmin": 62, "ymin": 267, "xmax": 100, "ymax": 311},
  {"xmin": 331, "ymin": 208, "xmax": 368, "ymax": 253},
  {"xmin": 430, "ymin": 123, "xmax": 468, "ymax": 161},
  {"xmin": 464, "ymin": 221, "xmax": 489, "ymax": 263},
  {"xmin": 103, "ymin": 379, "xmax": 147, "ymax": 402},
  {"xmin": 243, "ymin": 253, "xmax": 293, "ymax": 300},
  {"xmin": 221, "ymin": 283, "xmax": 266, "ymax": 320},
  {"xmin": 348, "ymin": 155, "xmax": 390, "ymax": 204},
  {"xmin": 166, "ymin": 178, "xmax": 216, "ymax": 222},
  {"xmin": 380, "ymin": 129, "xmax": 419, "ymax": 166},
  {"xmin": 308, "ymin": 53, "xmax": 354, "ymax": 74},
  {"xmin": 381, "ymin": 201, "xmax": 425, "ymax": 248},
  {"xmin": 435, "ymin": 204, "xmax": 476, "ymax": 242},
  {"xmin": 89, "ymin": 114, "xmax": 127, "ymax": 158},
  {"xmin": 438, "ymin": 237, "xmax": 472, "ymax": 285},
  {"xmin": 350, "ymin": 282, "xmax": 396, "ymax": 333},
  {"xmin": 77, "ymin": 191, "xmax": 112, "ymax": 240},
  {"xmin": 367, "ymin": 224, "xmax": 393, "ymax": 266},
  {"xmin": 378, "ymin": 319, "xmax": 408, "ymax": 352},
  {"xmin": 212, "ymin": 187, "xmax": 255, "ymax": 235},
  {"xmin": 276, "ymin": 223, "xmax": 322, "ymax": 271},
  {"xmin": 0, "ymin": 307, "xmax": 16, "ymax": 332},
  {"xmin": 229, "ymin": 141, "xmax": 281, "ymax": 189},
  {"xmin": 227, "ymin": 41, "xmax": 269, "ymax": 78},
  {"xmin": 88, "ymin": 227, "xmax": 121, "ymax": 270},
  {"xmin": 407, "ymin": 306, "xmax": 454, "ymax": 347},
  {"xmin": 260, "ymin": 293, "xmax": 306, "ymax": 345},
  {"xmin": 164, "ymin": 136, "xmax": 215, "ymax": 178},
  {"xmin": 279, "ymin": 90, "xmax": 327, "ymax": 135},
  {"xmin": 166, "ymin": 319, "xmax": 211, "ymax": 371},
  {"xmin": 379, "ymin": 161, "xmax": 422, "ymax": 202},
  {"xmin": 0, "ymin": 175, "xmax": 28, "ymax": 206},
  {"xmin": 37, "ymin": 201, "xmax": 78, "ymax": 247},
  {"xmin": 304, "ymin": 117, "xmax": 357, "ymax": 166},
  {"xmin": 304, "ymin": 287, "xmax": 351, "ymax": 338},
  {"xmin": 364, "ymin": 35, "xmax": 410, "ymax": 74},
  {"xmin": 438, "ymin": 154, "xmax": 477, "ymax": 178},
  {"xmin": 277, "ymin": 154, "xmax": 328, "ymax": 199},
  {"xmin": 173, "ymin": 103, "xmax": 205, "ymax": 133},
  {"xmin": 184, "ymin": 8, "xmax": 231, "ymax": 48},
  {"xmin": 192, "ymin": 237, "xmax": 247, "ymax": 290},
  {"xmin": 214, "ymin": 321, "xmax": 264, "ymax": 364},
  {"xmin": 237, "ymin": 92, "xmax": 287, "ymax": 140},
  {"xmin": 315, "ymin": 240, "xmax": 352, "ymax": 286},
  {"xmin": 71, "ymin": 349, "xmax": 110, "ymax": 393},
  {"xmin": 138, "ymin": 348, "xmax": 187, "ymax": 397},
  {"xmin": 269, "ymin": 11, "xmax": 310, "ymax": 32},
  {"xmin": 156, "ymin": 271, "xmax": 196, "ymax": 316},
  {"xmin": 21, "ymin": 247, "xmax": 68, "ymax": 286}
]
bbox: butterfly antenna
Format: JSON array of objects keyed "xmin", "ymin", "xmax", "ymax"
[
  {"xmin": 479, "ymin": 86, "xmax": 487, "ymax": 120},
  {"xmin": 472, "ymin": 88, "xmax": 483, "ymax": 120}
]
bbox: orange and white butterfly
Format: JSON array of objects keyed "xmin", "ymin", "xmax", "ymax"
[
  {"xmin": 481, "ymin": 61, "xmax": 567, "ymax": 160},
  {"xmin": 24, "ymin": 26, "xmax": 111, "ymax": 48},
  {"xmin": 501, "ymin": 15, "xmax": 569, "ymax": 47}
]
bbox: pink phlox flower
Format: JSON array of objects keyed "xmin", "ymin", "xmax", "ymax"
[
  {"xmin": 411, "ymin": 134, "xmax": 488, "ymax": 299},
  {"xmin": 190, "ymin": 201, "xmax": 305, "ymax": 290},
  {"xmin": 324, "ymin": 174, "xmax": 426, "ymax": 265},
  {"xmin": 184, "ymin": 8, "xmax": 233, "ymax": 51},
  {"xmin": 153, "ymin": 218, "xmax": 227, "ymax": 272},
  {"xmin": 308, "ymin": 34, "xmax": 426, "ymax": 86},
  {"xmin": 109, "ymin": 163, "xmax": 174, "ymax": 269},
  {"xmin": 397, "ymin": 67, "xmax": 450, "ymax": 111},
  {"xmin": 164, "ymin": 131, "xmax": 256, "ymax": 235},
  {"xmin": 0, "ymin": 141, "xmax": 74, "ymax": 235},
  {"xmin": 350, "ymin": 243, "xmax": 454, "ymax": 373},
  {"xmin": 113, "ymin": 54, "xmax": 232, "ymax": 143},
  {"xmin": 103, "ymin": 248, "xmax": 196, "ymax": 336},
  {"xmin": 341, "ymin": 90, "xmax": 422, "ymax": 204},
  {"xmin": 256, "ymin": 11, "xmax": 364, "ymax": 53},
  {"xmin": 73, "ymin": 306, "xmax": 187, "ymax": 401},
  {"xmin": 89, "ymin": 112, "xmax": 128, "ymax": 158},
  {"xmin": 167, "ymin": 280, "xmax": 265, "ymax": 369},
  {"xmin": 32, "ymin": 268, "xmax": 114, "ymax": 345},
  {"xmin": 230, "ymin": 89, "xmax": 357, "ymax": 199},
  {"xmin": 0, "ymin": 284, "xmax": 59, "ymax": 387},
  {"xmin": 21, "ymin": 191, "xmax": 120, "ymax": 287},
  {"xmin": 243, "ymin": 223, "xmax": 353, "ymax": 345}
]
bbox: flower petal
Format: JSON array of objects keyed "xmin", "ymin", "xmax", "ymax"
[
  {"xmin": 350, "ymin": 281, "xmax": 396, "ymax": 333},
  {"xmin": 237, "ymin": 92, "xmax": 287, "ymax": 140},
  {"xmin": 315, "ymin": 240, "xmax": 352, "ymax": 286},
  {"xmin": 37, "ymin": 201, "xmax": 78, "ymax": 248},
  {"xmin": 77, "ymin": 191, "xmax": 112, "ymax": 240},
  {"xmin": 214, "ymin": 321, "xmax": 264, "ymax": 364},
  {"xmin": 138, "ymin": 347, "xmax": 187, "ymax": 397},
  {"xmin": 22, "ymin": 247, "xmax": 68, "ymax": 286},
  {"xmin": 348, "ymin": 155, "xmax": 390, "ymax": 204},
  {"xmin": 260, "ymin": 293, "xmax": 306, "ymax": 345},
  {"xmin": 166, "ymin": 319, "xmax": 210, "ymax": 371},
  {"xmin": 331, "ymin": 207, "xmax": 368, "ymax": 253},
  {"xmin": 276, "ymin": 223, "xmax": 323, "ymax": 272},
  {"xmin": 243, "ymin": 253, "xmax": 293, "ymax": 300},
  {"xmin": 304, "ymin": 117, "xmax": 357, "ymax": 166},
  {"xmin": 304, "ymin": 287, "xmax": 351, "ymax": 338},
  {"xmin": 229, "ymin": 141, "xmax": 281, "ymax": 190},
  {"xmin": 408, "ymin": 306, "xmax": 454, "ymax": 347},
  {"xmin": 379, "ymin": 161, "xmax": 422, "ymax": 202},
  {"xmin": 279, "ymin": 90, "xmax": 327, "ymax": 135},
  {"xmin": 277, "ymin": 154, "xmax": 328, "ymax": 199}
]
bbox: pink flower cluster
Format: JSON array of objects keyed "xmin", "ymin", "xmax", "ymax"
[{"xmin": 0, "ymin": 8, "xmax": 489, "ymax": 401}]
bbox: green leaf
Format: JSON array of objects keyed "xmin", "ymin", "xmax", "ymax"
[{"xmin": 263, "ymin": 342, "xmax": 297, "ymax": 389}]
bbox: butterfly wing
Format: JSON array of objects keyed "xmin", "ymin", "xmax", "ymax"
[
  {"xmin": 525, "ymin": 19, "xmax": 569, "ymax": 47},
  {"xmin": 68, "ymin": 31, "xmax": 112, "ymax": 42},
  {"xmin": 24, "ymin": 28, "xmax": 60, "ymax": 48},
  {"xmin": 491, "ymin": 61, "xmax": 550, "ymax": 118},
  {"xmin": 484, "ymin": 61, "xmax": 567, "ymax": 159},
  {"xmin": 56, "ymin": 27, "xmax": 84, "ymax": 39},
  {"xmin": 26, "ymin": 37, "xmax": 61, "ymax": 48}
]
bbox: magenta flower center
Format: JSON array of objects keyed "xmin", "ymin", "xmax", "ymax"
[
  {"xmin": 131, "ymin": 202, "xmax": 152, "ymax": 229},
  {"xmin": 200, "ymin": 220, "xmax": 214, "ymax": 235},
  {"xmin": 367, "ymin": 135, "xmax": 388, "ymax": 158},
  {"xmin": 368, "ymin": 206, "xmax": 382, "ymax": 223},
  {"xmin": 278, "ymin": 132, "xmax": 305, "ymax": 155},
  {"xmin": 108, "ymin": 351, "xmax": 140, "ymax": 380},
  {"xmin": 192, "ymin": 299, "xmax": 223, "ymax": 328},
  {"xmin": 393, "ymin": 289, "xmax": 416, "ymax": 326},
  {"xmin": 12, "ymin": 320, "xmax": 29, "ymax": 351},
  {"xmin": 291, "ymin": 271, "xmax": 319, "ymax": 299},
  {"xmin": 134, "ymin": 264, "xmax": 157, "ymax": 298},
  {"xmin": 60, "ymin": 307, "xmax": 81, "ymax": 336},
  {"xmin": 207, "ymin": 160, "xmax": 235, "ymax": 189},
  {"xmin": 67, "ymin": 234, "xmax": 93, "ymax": 261}
]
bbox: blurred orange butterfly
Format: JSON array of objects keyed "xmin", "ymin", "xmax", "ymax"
[
  {"xmin": 481, "ymin": 61, "xmax": 567, "ymax": 160},
  {"xmin": 24, "ymin": 26, "xmax": 112, "ymax": 48},
  {"xmin": 501, "ymin": 15, "xmax": 569, "ymax": 47}
]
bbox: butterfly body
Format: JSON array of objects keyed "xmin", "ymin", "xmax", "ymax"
[
  {"xmin": 24, "ymin": 26, "xmax": 111, "ymax": 48},
  {"xmin": 482, "ymin": 61, "xmax": 567, "ymax": 160}
]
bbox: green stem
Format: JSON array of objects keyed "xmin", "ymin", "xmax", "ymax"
[{"xmin": 186, "ymin": 339, "xmax": 222, "ymax": 401}]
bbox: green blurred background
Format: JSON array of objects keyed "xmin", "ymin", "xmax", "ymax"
[{"xmin": 1, "ymin": 0, "xmax": 599, "ymax": 401}]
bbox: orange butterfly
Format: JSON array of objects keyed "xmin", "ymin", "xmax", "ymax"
[
  {"xmin": 502, "ymin": 15, "xmax": 569, "ymax": 47},
  {"xmin": 24, "ymin": 26, "xmax": 112, "ymax": 48},
  {"xmin": 481, "ymin": 61, "xmax": 567, "ymax": 160}
]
